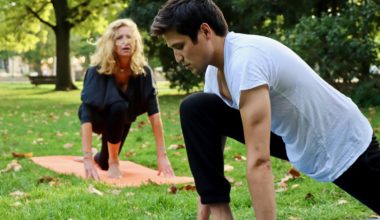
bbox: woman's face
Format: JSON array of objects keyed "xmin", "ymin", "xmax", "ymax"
[{"xmin": 114, "ymin": 26, "xmax": 136, "ymax": 59}]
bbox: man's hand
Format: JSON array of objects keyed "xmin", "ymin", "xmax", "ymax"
[
  {"xmin": 157, "ymin": 155, "xmax": 175, "ymax": 177},
  {"xmin": 83, "ymin": 157, "xmax": 100, "ymax": 181}
]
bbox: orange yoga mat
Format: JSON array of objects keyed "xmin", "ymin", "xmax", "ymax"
[{"xmin": 31, "ymin": 156, "xmax": 193, "ymax": 187}]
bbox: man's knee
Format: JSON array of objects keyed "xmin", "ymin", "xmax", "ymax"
[
  {"xmin": 180, "ymin": 93, "xmax": 220, "ymax": 117},
  {"xmin": 180, "ymin": 93, "xmax": 199, "ymax": 117}
]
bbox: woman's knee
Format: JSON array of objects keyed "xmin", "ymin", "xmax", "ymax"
[{"xmin": 108, "ymin": 101, "xmax": 128, "ymax": 116}]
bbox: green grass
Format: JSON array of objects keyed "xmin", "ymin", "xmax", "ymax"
[{"xmin": 0, "ymin": 82, "xmax": 379, "ymax": 219}]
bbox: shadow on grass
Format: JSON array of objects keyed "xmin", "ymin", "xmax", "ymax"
[
  {"xmin": 28, "ymin": 89, "xmax": 58, "ymax": 96},
  {"xmin": 3, "ymin": 84, "xmax": 58, "ymax": 95},
  {"xmin": 9, "ymin": 84, "xmax": 79, "ymax": 96}
]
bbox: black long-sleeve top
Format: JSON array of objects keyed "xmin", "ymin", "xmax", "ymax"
[{"xmin": 78, "ymin": 65, "xmax": 159, "ymax": 124}]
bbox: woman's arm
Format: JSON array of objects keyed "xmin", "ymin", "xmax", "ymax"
[
  {"xmin": 148, "ymin": 112, "xmax": 175, "ymax": 177},
  {"xmin": 81, "ymin": 122, "xmax": 100, "ymax": 180}
]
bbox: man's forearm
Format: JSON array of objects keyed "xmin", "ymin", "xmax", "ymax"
[{"xmin": 247, "ymin": 161, "xmax": 276, "ymax": 220}]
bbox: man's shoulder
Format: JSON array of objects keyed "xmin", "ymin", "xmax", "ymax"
[
  {"xmin": 225, "ymin": 32, "xmax": 257, "ymax": 60},
  {"xmin": 226, "ymin": 32, "xmax": 276, "ymax": 51}
]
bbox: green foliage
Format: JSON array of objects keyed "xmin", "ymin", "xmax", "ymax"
[
  {"xmin": 351, "ymin": 79, "xmax": 380, "ymax": 107},
  {"xmin": 0, "ymin": 0, "xmax": 129, "ymax": 90},
  {"xmin": 0, "ymin": 0, "xmax": 127, "ymax": 56},
  {"xmin": 283, "ymin": 0, "xmax": 380, "ymax": 96},
  {"xmin": 23, "ymin": 28, "xmax": 56, "ymax": 74},
  {"xmin": 70, "ymin": 0, "xmax": 127, "ymax": 36},
  {"xmin": 125, "ymin": 0, "xmax": 379, "ymax": 94},
  {"xmin": 70, "ymin": 34, "xmax": 96, "ymax": 69},
  {"xmin": 163, "ymin": 65, "xmax": 204, "ymax": 93},
  {"xmin": 123, "ymin": 0, "xmax": 203, "ymax": 93},
  {"xmin": 0, "ymin": 0, "xmax": 127, "ymax": 44},
  {"xmin": 0, "ymin": 1, "xmax": 47, "ymax": 52},
  {"xmin": 0, "ymin": 0, "xmax": 127, "ymax": 53}
]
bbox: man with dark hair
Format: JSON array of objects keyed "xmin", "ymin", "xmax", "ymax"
[{"xmin": 151, "ymin": 0, "xmax": 380, "ymax": 219}]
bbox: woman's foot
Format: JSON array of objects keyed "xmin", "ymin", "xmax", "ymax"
[{"xmin": 107, "ymin": 161, "xmax": 122, "ymax": 178}]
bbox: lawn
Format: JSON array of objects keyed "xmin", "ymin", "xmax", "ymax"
[{"xmin": 0, "ymin": 82, "xmax": 379, "ymax": 219}]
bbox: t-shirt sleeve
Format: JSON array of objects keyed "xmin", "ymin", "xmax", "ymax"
[
  {"xmin": 144, "ymin": 66, "xmax": 160, "ymax": 116},
  {"xmin": 238, "ymin": 48, "xmax": 273, "ymax": 92},
  {"xmin": 227, "ymin": 47, "xmax": 274, "ymax": 108}
]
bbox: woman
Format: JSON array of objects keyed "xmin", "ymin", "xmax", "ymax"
[{"xmin": 78, "ymin": 19, "xmax": 174, "ymax": 179}]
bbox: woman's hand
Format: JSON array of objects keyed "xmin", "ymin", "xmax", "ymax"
[
  {"xmin": 84, "ymin": 157, "xmax": 100, "ymax": 181},
  {"xmin": 81, "ymin": 123, "xmax": 99, "ymax": 180},
  {"xmin": 148, "ymin": 113, "xmax": 175, "ymax": 177},
  {"xmin": 157, "ymin": 154, "xmax": 175, "ymax": 177}
]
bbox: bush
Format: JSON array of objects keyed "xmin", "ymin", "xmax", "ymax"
[
  {"xmin": 283, "ymin": 1, "xmax": 379, "ymax": 96},
  {"xmin": 351, "ymin": 79, "xmax": 380, "ymax": 107}
]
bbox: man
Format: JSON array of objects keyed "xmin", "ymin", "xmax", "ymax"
[{"xmin": 150, "ymin": 0, "xmax": 380, "ymax": 219}]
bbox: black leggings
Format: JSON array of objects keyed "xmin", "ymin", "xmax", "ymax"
[
  {"xmin": 180, "ymin": 92, "xmax": 380, "ymax": 214},
  {"xmin": 333, "ymin": 134, "xmax": 380, "ymax": 214},
  {"xmin": 180, "ymin": 92, "xmax": 288, "ymax": 204},
  {"xmin": 91, "ymin": 102, "xmax": 131, "ymax": 170}
]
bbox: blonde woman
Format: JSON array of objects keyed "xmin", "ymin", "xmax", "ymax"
[{"xmin": 78, "ymin": 19, "xmax": 174, "ymax": 179}]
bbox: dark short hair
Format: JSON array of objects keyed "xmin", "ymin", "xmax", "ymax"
[{"xmin": 150, "ymin": 0, "xmax": 228, "ymax": 43}]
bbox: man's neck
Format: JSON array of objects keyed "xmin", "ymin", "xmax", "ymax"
[{"xmin": 211, "ymin": 35, "xmax": 226, "ymax": 71}]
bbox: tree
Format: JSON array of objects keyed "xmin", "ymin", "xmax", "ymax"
[
  {"xmin": 23, "ymin": 27, "xmax": 56, "ymax": 75},
  {"xmin": 0, "ymin": 0, "xmax": 127, "ymax": 90},
  {"xmin": 71, "ymin": 35, "xmax": 96, "ymax": 69}
]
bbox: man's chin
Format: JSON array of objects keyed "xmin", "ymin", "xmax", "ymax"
[{"xmin": 191, "ymin": 68, "xmax": 206, "ymax": 75}]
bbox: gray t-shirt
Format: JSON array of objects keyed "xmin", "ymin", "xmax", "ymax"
[{"xmin": 204, "ymin": 32, "xmax": 372, "ymax": 182}]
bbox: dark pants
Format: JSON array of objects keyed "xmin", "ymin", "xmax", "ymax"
[
  {"xmin": 91, "ymin": 102, "xmax": 131, "ymax": 170},
  {"xmin": 180, "ymin": 92, "xmax": 380, "ymax": 214},
  {"xmin": 333, "ymin": 134, "xmax": 380, "ymax": 214}
]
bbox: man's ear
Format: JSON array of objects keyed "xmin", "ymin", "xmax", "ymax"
[{"xmin": 200, "ymin": 23, "xmax": 212, "ymax": 39}]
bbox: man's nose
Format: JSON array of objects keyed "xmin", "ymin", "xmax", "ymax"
[{"xmin": 174, "ymin": 51, "xmax": 184, "ymax": 63}]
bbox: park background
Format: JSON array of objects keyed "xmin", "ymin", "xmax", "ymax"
[{"xmin": 0, "ymin": 0, "xmax": 380, "ymax": 219}]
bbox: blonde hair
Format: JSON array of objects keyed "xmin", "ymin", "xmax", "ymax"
[{"xmin": 91, "ymin": 18, "xmax": 147, "ymax": 76}]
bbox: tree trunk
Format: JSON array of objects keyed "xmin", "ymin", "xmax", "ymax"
[
  {"xmin": 54, "ymin": 25, "xmax": 77, "ymax": 90},
  {"xmin": 52, "ymin": 0, "xmax": 77, "ymax": 91}
]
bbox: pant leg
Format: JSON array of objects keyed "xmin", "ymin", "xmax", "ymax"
[
  {"xmin": 94, "ymin": 125, "xmax": 131, "ymax": 170},
  {"xmin": 180, "ymin": 92, "xmax": 287, "ymax": 204},
  {"xmin": 333, "ymin": 134, "xmax": 380, "ymax": 214},
  {"xmin": 93, "ymin": 102, "xmax": 131, "ymax": 170},
  {"xmin": 212, "ymin": 96, "xmax": 288, "ymax": 161}
]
